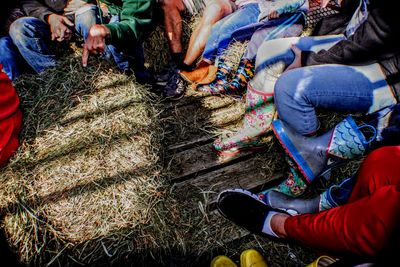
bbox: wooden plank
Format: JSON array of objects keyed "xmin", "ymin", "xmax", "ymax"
[
  {"xmin": 169, "ymin": 142, "xmax": 257, "ymax": 182},
  {"xmin": 162, "ymin": 101, "xmax": 245, "ymax": 148},
  {"xmin": 169, "ymin": 134, "xmax": 282, "ymax": 182},
  {"xmin": 176, "ymin": 157, "xmax": 283, "ymax": 204}
]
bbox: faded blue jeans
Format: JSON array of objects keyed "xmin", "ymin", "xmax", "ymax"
[
  {"xmin": 9, "ymin": 5, "xmax": 98, "ymax": 73},
  {"xmin": 251, "ymin": 35, "xmax": 397, "ymax": 135},
  {"xmin": 202, "ymin": 3, "xmax": 260, "ymax": 62},
  {"xmin": 0, "ymin": 36, "xmax": 24, "ymax": 80}
]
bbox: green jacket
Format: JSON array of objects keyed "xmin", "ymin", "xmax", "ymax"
[{"xmin": 100, "ymin": 0, "xmax": 155, "ymax": 45}]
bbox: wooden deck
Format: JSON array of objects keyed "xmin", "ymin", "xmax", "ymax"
[{"xmin": 162, "ymin": 88, "xmax": 288, "ymax": 246}]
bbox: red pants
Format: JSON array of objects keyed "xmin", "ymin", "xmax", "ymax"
[
  {"xmin": 0, "ymin": 66, "xmax": 22, "ymax": 167},
  {"xmin": 285, "ymin": 146, "xmax": 400, "ymax": 258}
]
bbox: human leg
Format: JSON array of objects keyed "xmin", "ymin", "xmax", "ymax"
[
  {"xmin": 0, "ymin": 71, "xmax": 22, "ymax": 167},
  {"xmin": 201, "ymin": 3, "xmax": 260, "ymax": 63},
  {"xmin": 9, "ymin": 17, "xmax": 57, "ymax": 73},
  {"xmin": 228, "ymin": 14, "xmax": 304, "ymax": 94},
  {"xmin": 217, "ymin": 147, "xmax": 400, "ymax": 257},
  {"xmin": 274, "ymin": 63, "xmax": 397, "ymax": 136},
  {"xmin": 160, "ymin": 0, "xmax": 185, "ymax": 65},
  {"xmin": 283, "ymin": 155, "xmax": 400, "ymax": 257},
  {"xmin": 0, "ymin": 36, "xmax": 23, "ymax": 81},
  {"xmin": 196, "ymin": 3, "xmax": 261, "ymax": 93},
  {"xmin": 212, "ymin": 35, "xmax": 345, "ymax": 155},
  {"xmin": 183, "ymin": 0, "xmax": 235, "ymax": 66},
  {"xmin": 74, "ymin": 4, "xmax": 98, "ymax": 40}
]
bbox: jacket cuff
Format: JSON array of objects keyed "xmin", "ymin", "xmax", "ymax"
[{"xmin": 41, "ymin": 11, "xmax": 55, "ymax": 23}]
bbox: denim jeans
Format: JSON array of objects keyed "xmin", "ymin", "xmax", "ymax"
[
  {"xmin": 0, "ymin": 36, "xmax": 23, "ymax": 80},
  {"xmin": 275, "ymin": 62, "xmax": 398, "ymax": 135},
  {"xmin": 202, "ymin": 3, "xmax": 260, "ymax": 62},
  {"xmin": 242, "ymin": 13, "xmax": 304, "ymax": 60},
  {"xmin": 9, "ymin": 6, "xmax": 98, "ymax": 73},
  {"xmin": 250, "ymin": 34, "xmax": 397, "ymax": 134}
]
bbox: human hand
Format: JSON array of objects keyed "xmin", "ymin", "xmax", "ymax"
[
  {"xmin": 268, "ymin": 10, "xmax": 280, "ymax": 19},
  {"xmin": 47, "ymin": 14, "xmax": 74, "ymax": 42},
  {"xmin": 82, "ymin": 24, "xmax": 110, "ymax": 67},
  {"xmin": 285, "ymin": 45, "xmax": 302, "ymax": 72},
  {"xmin": 64, "ymin": 0, "xmax": 90, "ymax": 15}
]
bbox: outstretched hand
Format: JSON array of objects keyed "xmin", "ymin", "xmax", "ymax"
[
  {"xmin": 47, "ymin": 14, "xmax": 74, "ymax": 42},
  {"xmin": 285, "ymin": 45, "xmax": 302, "ymax": 72},
  {"xmin": 82, "ymin": 24, "xmax": 110, "ymax": 67}
]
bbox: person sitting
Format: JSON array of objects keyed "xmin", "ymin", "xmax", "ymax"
[
  {"xmin": 212, "ymin": 0, "xmax": 398, "ymax": 167},
  {"xmin": 217, "ymin": 145, "xmax": 400, "ymax": 263},
  {"xmin": 9, "ymin": 0, "xmax": 98, "ymax": 74},
  {"xmin": 0, "ymin": 66, "xmax": 22, "ymax": 167},
  {"xmin": 161, "ymin": 0, "xmax": 247, "ymax": 99},
  {"xmin": 0, "ymin": 2, "xmax": 25, "ymax": 81},
  {"xmin": 194, "ymin": 0, "xmax": 309, "ymax": 95},
  {"xmin": 81, "ymin": 0, "xmax": 155, "ymax": 84},
  {"xmin": 161, "ymin": 0, "xmax": 305, "ymax": 100}
]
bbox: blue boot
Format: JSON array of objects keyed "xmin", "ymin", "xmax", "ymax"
[{"xmin": 272, "ymin": 104, "xmax": 400, "ymax": 183}]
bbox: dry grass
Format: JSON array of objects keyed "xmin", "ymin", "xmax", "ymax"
[
  {"xmin": 0, "ymin": 55, "xmax": 171, "ymax": 265},
  {"xmin": 0, "ymin": 4, "xmax": 359, "ymax": 266}
]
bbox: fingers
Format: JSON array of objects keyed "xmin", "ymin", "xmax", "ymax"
[
  {"xmin": 62, "ymin": 17, "xmax": 75, "ymax": 27},
  {"xmin": 82, "ymin": 44, "xmax": 89, "ymax": 67}
]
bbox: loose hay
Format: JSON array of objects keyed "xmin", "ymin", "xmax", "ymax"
[
  {"xmin": 0, "ymin": 2, "xmax": 357, "ymax": 265},
  {"xmin": 0, "ymin": 56, "xmax": 170, "ymax": 266}
]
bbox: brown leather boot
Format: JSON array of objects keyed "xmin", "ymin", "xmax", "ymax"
[{"xmin": 180, "ymin": 60, "xmax": 211, "ymax": 84}]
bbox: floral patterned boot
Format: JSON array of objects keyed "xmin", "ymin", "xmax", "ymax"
[{"xmin": 213, "ymin": 84, "xmax": 275, "ymax": 156}]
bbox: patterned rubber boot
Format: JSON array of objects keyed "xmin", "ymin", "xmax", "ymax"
[
  {"xmin": 273, "ymin": 104, "xmax": 400, "ymax": 183},
  {"xmin": 196, "ymin": 57, "xmax": 231, "ymax": 94},
  {"xmin": 213, "ymin": 84, "xmax": 275, "ymax": 156},
  {"xmin": 258, "ymin": 156, "xmax": 308, "ymax": 200},
  {"xmin": 225, "ymin": 58, "xmax": 255, "ymax": 95}
]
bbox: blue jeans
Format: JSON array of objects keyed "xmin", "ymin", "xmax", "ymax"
[
  {"xmin": 275, "ymin": 63, "xmax": 398, "ymax": 135},
  {"xmin": 202, "ymin": 3, "xmax": 260, "ymax": 62},
  {"xmin": 0, "ymin": 36, "xmax": 23, "ymax": 80},
  {"xmin": 241, "ymin": 13, "xmax": 304, "ymax": 60},
  {"xmin": 9, "ymin": 6, "xmax": 98, "ymax": 73},
  {"xmin": 250, "ymin": 34, "xmax": 397, "ymax": 135},
  {"xmin": 250, "ymin": 35, "xmax": 345, "ymax": 94}
]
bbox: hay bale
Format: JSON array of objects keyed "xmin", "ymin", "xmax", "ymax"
[{"xmin": 0, "ymin": 56, "xmax": 171, "ymax": 265}]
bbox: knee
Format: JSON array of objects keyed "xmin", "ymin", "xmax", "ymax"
[
  {"xmin": 203, "ymin": 0, "xmax": 231, "ymax": 22},
  {"xmin": 9, "ymin": 17, "xmax": 37, "ymax": 41},
  {"xmin": 274, "ymin": 70, "xmax": 300, "ymax": 106},
  {"xmin": 75, "ymin": 5, "xmax": 97, "ymax": 27}
]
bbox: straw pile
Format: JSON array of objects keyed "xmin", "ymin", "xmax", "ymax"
[{"xmin": 0, "ymin": 52, "xmax": 172, "ymax": 265}]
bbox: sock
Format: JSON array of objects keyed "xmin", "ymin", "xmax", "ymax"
[
  {"xmin": 180, "ymin": 62, "xmax": 194, "ymax": 72},
  {"xmin": 261, "ymin": 211, "xmax": 279, "ymax": 237}
]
